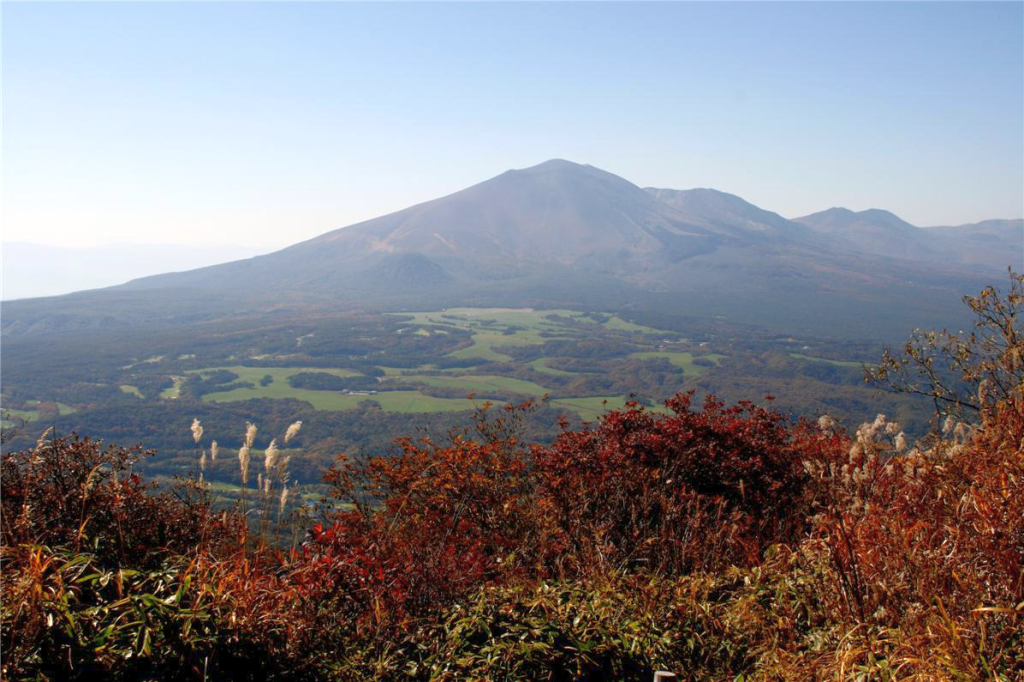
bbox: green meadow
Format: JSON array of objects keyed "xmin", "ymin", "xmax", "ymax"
[
  {"xmin": 204, "ymin": 387, "xmax": 475, "ymax": 413},
  {"xmin": 120, "ymin": 384, "xmax": 144, "ymax": 398},
  {"xmin": 600, "ymin": 316, "xmax": 664, "ymax": 334},
  {"xmin": 527, "ymin": 358, "xmax": 581, "ymax": 376},
  {"xmin": 789, "ymin": 353, "xmax": 864, "ymax": 368},
  {"xmin": 548, "ymin": 396, "xmax": 633, "ymax": 419},
  {"xmin": 1, "ymin": 400, "xmax": 77, "ymax": 428},
  {"xmin": 403, "ymin": 308, "xmax": 648, "ymax": 361},
  {"xmin": 168, "ymin": 311, "xmax": 712, "ymax": 419},
  {"xmin": 160, "ymin": 376, "xmax": 186, "ymax": 399},
  {"xmin": 629, "ymin": 351, "xmax": 724, "ymax": 375},
  {"xmin": 395, "ymin": 374, "xmax": 552, "ymax": 397}
]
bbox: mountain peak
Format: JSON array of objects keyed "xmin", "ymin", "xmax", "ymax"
[
  {"xmin": 523, "ymin": 158, "xmax": 588, "ymax": 171},
  {"xmin": 796, "ymin": 207, "xmax": 916, "ymax": 232},
  {"xmin": 499, "ymin": 159, "xmax": 621, "ymax": 183}
]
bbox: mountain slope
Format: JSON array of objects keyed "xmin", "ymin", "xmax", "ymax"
[
  {"xmin": 3, "ymin": 160, "xmax": 1020, "ymax": 340},
  {"xmin": 644, "ymin": 187, "xmax": 806, "ymax": 240},
  {"xmin": 925, "ymin": 219, "xmax": 1024, "ymax": 269},
  {"xmin": 125, "ymin": 160, "xmax": 729, "ymax": 294},
  {"xmin": 794, "ymin": 208, "xmax": 1022, "ymax": 270}
]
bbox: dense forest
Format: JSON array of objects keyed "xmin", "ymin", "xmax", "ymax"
[{"xmin": 2, "ymin": 276, "xmax": 1022, "ymax": 681}]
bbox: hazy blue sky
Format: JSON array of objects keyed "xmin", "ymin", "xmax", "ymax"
[{"xmin": 4, "ymin": 2, "xmax": 1022, "ymax": 249}]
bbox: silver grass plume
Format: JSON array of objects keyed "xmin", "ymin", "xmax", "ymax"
[
  {"xmin": 265, "ymin": 439, "xmax": 280, "ymax": 474},
  {"xmin": 245, "ymin": 422, "xmax": 258, "ymax": 449},
  {"xmin": 35, "ymin": 427, "xmax": 54, "ymax": 452},
  {"xmin": 279, "ymin": 485, "xmax": 289, "ymax": 514},
  {"xmin": 284, "ymin": 421, "xmax": 302, "ymax": 444},
  {"xmin": 191, "ymin": 418, "xmax": 203, "ymax": 445},
  {"xmin": 239, "ymin": 445, "xmax": 251, "ymax": 485},
  {"xmin": 210, "ymin": 440, "xmax": 219, "ymax": 462}
]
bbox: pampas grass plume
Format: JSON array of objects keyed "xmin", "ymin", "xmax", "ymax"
[
  {"xmin": 245, "ymin": 421, "xmax": 258, "ymax": 449},
  {"xmin": 284, "ymin": 421, "xmax": 302, "ymax": 444},
  {"xmin": 265, "ymin": 439, "xmax": 279, "ymax": 473},
  {"xmin": 239, "ymin": 445, "xmax": 251, "ymax": 485}
]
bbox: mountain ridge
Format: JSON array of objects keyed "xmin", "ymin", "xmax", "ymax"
[{"xmin": 3, "ymin": 159, "xmax": 1021, "ymax": 340}]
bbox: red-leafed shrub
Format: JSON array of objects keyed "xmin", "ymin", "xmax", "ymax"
[
  {"xmin": 536, "ymin": 393, "xmax": 838, "ymax": 574},
  {"xmin": 1, "ymin": 434, "xmax": 228, "ymax": 566}
]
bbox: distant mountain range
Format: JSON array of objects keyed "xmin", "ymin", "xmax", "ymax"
[{"xmin": 3, "ymin": 160, "xmax": 1021, "ymax": 340}]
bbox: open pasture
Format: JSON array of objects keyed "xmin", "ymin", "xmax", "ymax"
[
  {"xmin": 789, "ymin": 353, "xmax": 864, "ymax": 368},
  {"xmin": 629, "ymin": 351, "xmax": 724, "ymax": 375},
  {"xmin": 396, "ymin": 374, "xmax": 553, "ymax": 397},
  {"xmin": 203, "ymin": 386, "xmax": 474, "ymax": 413},
  {"xmin": 400, "ymin": 308, "xmax": 661, "ymax": 361}
]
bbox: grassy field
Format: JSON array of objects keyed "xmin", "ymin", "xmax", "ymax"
[
  {"xmin": 192, "ymin": 364, "xmax": 496, "ymax": 413},
  {"xmin": 2, "ymin": 401, "xmax": 78, "ymax": 428},
  {"xmin": 790, "ymin": 353, "xmax": 865, "ymax": 368},
  {"xmin": 629, "ymin": 351, "xmax": 724, "ymax": 375},
  {"xmin": 396, "ymin": 374, "xmax": 552, "ymax": 397},
  {"xmin": 197, "ymin": 365, "xmax": 621, "ymax": 418},
  {"xmin": 601, "ymin": 316, "xmax": 665, "ymax": 335},
  {"xmin": 122, "ymin": 355, "xmax": 165, "ymax": 370},
  {"xmin": 190, "ymin": 313, "xmax": 702, "ymax": 418},
  {"xmin": 200, "ymin": 365, "xmax": 360, "ymax": 384},
  {"xmin": 160, "ymin": 376, "xmax": 186, "ymax": 399},
  {"xmin": 403, "ymin": 308, "xmax": 586, "ymax": 328},
  {"xmin": 527, "ymin": 358, "xmax": 581, "ymax": 376},
  {"xmin": 548, "ymin": 396, "xmax": 633, "ymax": 419},
  {"xmin": 131, "ymin": 311, "xmax": 711, "ymax": 421},
  {"xmin": 184, "ymin": 366, "xmax": 361, "ymax": 401},
  {"xmin": 448, "ymin": 329, "xmax": 548, "ymax": 361},
  {"xmin": 2, "ymin": 408, "xmax": 39, "ymax": 428},
  {"xmin": 204, "ymin": 387, "xmax": 475, "ymax": 413},
  {"xmin": 120, "ymin": 384, "xmax": 144, "ymax": 398},
  {"xmin": 401, "ymin": 308, "xmax": 619, "ymax": 361}
]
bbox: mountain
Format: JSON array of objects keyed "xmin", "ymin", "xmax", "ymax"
[
  {"xmin": 644, "ymin": 187, "xmax": 803, "ymax": 239},
  {"xmin": 371, "ymin": 253, "xmax": 455, "ymax": 286},
  {"xmin": 925, "ymin": 219, "xmax": 1024, "ymax": 269},
  {"xmin": 794, "ymin": 208, "xmax": 1023, "ymax": 270},
  {"xmin": 122, "ymin": 160, "xmax": 731, "ymax": 294},
  {"xmin": 3, "ymin": 160, "xmax": 1020, "ymax": 340}
]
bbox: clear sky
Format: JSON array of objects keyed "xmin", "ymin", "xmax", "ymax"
[{"xmin": 3, "ymin": 1, "xmax": 1022, "ymax": 249}]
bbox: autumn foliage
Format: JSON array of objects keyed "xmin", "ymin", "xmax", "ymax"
[{"xmin": 3, "ymin": 276, "xmax": 1023, "ymax": 681}]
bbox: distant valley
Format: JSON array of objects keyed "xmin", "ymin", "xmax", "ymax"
[{"xmin": 1, "ymin": 159, "xmax": 1020, "ymax": 485}]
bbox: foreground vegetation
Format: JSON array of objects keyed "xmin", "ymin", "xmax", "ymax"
[{"xmin": 3, "ymin": 277, "xmax": 1022, "ymax": 681}]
